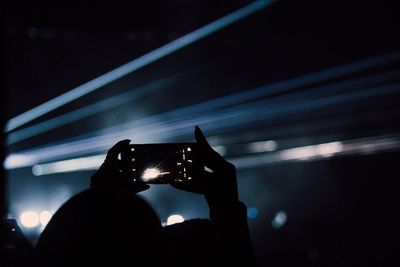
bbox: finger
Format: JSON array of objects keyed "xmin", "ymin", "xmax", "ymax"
[
  {"xmin": 195, "ymin": 126, "xmax": 229, "ymax": 171},
  {"xmin": 120, "ymin": 172, "xmax": 150, "ymax": 193},
  {"xmin": 130, "ymin": 182, "xmax": 150, "ymax": 193},
  {"xmin": 170, "ymin": 169, "xmax": 213, "ymax": 194},
  {"xmin": 105, "ymin": 139, "xmax": 131, "ymax": 163},
  {"xmin": 120, "ymin": 142, "xmax": 135, "ymax": 171}
]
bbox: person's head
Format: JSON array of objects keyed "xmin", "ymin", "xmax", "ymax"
[{"xmin": 35, "ymin": 189, "xmax": 163, "ymax": 266}]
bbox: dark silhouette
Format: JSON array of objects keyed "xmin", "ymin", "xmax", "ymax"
[
  {"xmin": 163, "ymin": 218, "xmax": 220, "ymax": 267},
  {"xmin": 2, "ymin": 219, "xmax": 34, "ymax": 267},
  {"xmin": 35, "ymin": 126, "xmax": 255, "ymax": 266}
]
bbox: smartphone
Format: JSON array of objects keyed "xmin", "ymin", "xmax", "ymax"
[{"xmin": 129, "ymin": 143, "xmax": 203, "ymax": 184}]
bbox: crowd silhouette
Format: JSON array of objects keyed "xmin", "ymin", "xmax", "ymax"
[{"xmin": 34, "ymin": 126, "xmax": 255, "ymax": 266}]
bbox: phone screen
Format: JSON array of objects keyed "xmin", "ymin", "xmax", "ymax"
[{"xmin": 130, "ymin": 143, "xmax": 202, "ymax": 184}]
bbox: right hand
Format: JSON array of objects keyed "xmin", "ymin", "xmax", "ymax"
[{"xmin": 172, "ymin": 126, "xmax": 239, "ymax": 209}]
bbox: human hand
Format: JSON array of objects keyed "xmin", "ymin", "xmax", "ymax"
[
  {"xmin": 172, "ymin": 127, "xmax": 254, "ymax": 266},
  {"xmin": 172, "ymin": 126, "xmax": 239, "ymax": 209},
  {"xmin": 90, "ymin": 140, "xmax": 149, "ymax": 195}
]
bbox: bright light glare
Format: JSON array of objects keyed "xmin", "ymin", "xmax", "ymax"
[
  {"xmin": 32, "ymin": 165, "xmax": 43, "ymax": 175},
  {"xmin": 142, "ymin": 168, "xmax": 161, "ymax": 181},
  {"xmin": 5, "ymin": 0, "xmax": 273, "ymax": 133},
  {"xmin": 316, "ymin": 142, "xmax": 343, "ymax": 157},
  {"xmin": 4, "ymin": 154, "xmax": 37, "ymax": 169},
  {"xmin": 20, "ymin": 211, "xmax": 39, "ymax": 228},
  {"xmin": 279, "ymin": 141, "xmax": 344, "ymax": 160},
  {"xmin": 31, "ymin": 154, "xmax": 106, "ymax": 176},
  {"xmin": 247, "ymin": 207, "xmax": 259, "ymax": 219},
  {"xmin": 249, "ymin": 140, "xmax": 278, "ymax": 153},
  {"xmin": 39, "ymin": 211, "xmax": 52, "ymax": 226},
  {"xmin": 272, "ymin": 211, "xmax": 288, "ymax": 229},
  {"xmin": 167, "ymin": 214, "xmax": 185, "ymax": 226}
]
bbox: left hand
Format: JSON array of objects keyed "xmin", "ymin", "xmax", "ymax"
[{"xmin": 90, "ymin": 140, "xmax": 150, "ymax": 195}]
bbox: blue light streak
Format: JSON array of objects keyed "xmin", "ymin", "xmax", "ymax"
[
  {"xmin": 5, "ymin": 81, "xmax": 400, "ymax": 169},
  {"xmin": 230, "ymin": 135, "xmax": 400, "ymax": 169},
  {"xmin": 6, "ymin": 70, "xmax": 193, "ymax": 145},
  {"xmin": 185, "ymin": 82, "xmax": 400, "ymax": 133},
  {"xmin": 39, "ymin": 68, "xmax": 400, "ymax": 146},
  {"xmin": 5, "ymin": 0, "xmax": 275, "ymax": 133},
  {"xmin": 26, "ymin": 135, "xmax": 400, "ymax": 175},
  {"xmin": 6, "ymin": 53, "xmax": 400, "ymax": 145}
]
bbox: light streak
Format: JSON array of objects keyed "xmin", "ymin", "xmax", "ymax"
[
  {"xmin": 230, "ymin": 135, "xmax": 400, "ymax": 169},
  {"xmin": 10, "ymin": 66, "xmax": 399, "ymax": 152},
  {"xmin": 6, "ymin": 70, "xmax": 191, "ymax": 145},
  {"xmin": 4, "ymin": 81, "xmax": 400, "ymax": 170},
  {"xmin": 6, "ymin": 62, "xmax": 400, "ymax": 145},
  {"xmin": 18, "ymin": 135, "xmax": 400, "ymax": 175},
  {"xmin": 5, "ymin": 0, "xmax": 274, "ymax": 132},
  {"xmin": 272, "ymin": 211, "xmax": 287, "ymax": 229},
  {"xmin": 31, "ymin": 154, "xmax": 106, "ymax": 175}
]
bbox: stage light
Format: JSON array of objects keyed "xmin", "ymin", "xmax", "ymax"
[
  {"xmin": 231, "ymin": 135, "xmax": 400, "ymax": 169},
  {"xmin": 272, "ymin": 211, "xmax": 287, "ymax": 229},
  {"xmin": 5, "ymin": 63, "xmax": 400, "ymax": 171},
  {"xmin": 279, "ymin": 141, "xmax": 344, "ymax": 161},
  {"xmin": 316, "ymin": 142, "xmax": 343, "ymax": 157},
  {"xmin": 279, "ymin": 146, "xmax": 317, "ymax": 160},
  {"xmin": 5, "ymin": 0, "xmax": 274, "ymax": 133},
  {"xmin": 6, "ymin": 71, "xmax": 188, "ymax": 145},
  {"xmin": 6, "ymin": 58, "xmax": 400, "ymax": 146},
  {"xmin": 31, "ymin": 154, "xmax": 105, "ymax": 176},
  {"xmin": 166, "ymin": 214, "xmax": 185, "ymax": 226},
  {"xmin": 39, "ymin": 211, "xmax": 52, "ymax": 226},
  {"xmin": 247, "ymin": 207, "xmax": 259, "ymax": 219},
  {"xmin": 4, "ymin": 75, "xmax": 400, "ymax": 172},
  {"xmin": 20, "ymin": 211, "xmax": 39, "ymax": 228},
  {"xmin": 32, "ymin": 165, "xmax": 43, "ymax": 176},
  {"xmin": 4, "ymin": 154, "xmax": 37, "ymax": 170},
  {"xmin": 7, "ymin": 135, "xmax": 400, "ymax": 174},
  {"xmin": 249, "ymin": 140, "xmax": 277, "ymax": 153}
]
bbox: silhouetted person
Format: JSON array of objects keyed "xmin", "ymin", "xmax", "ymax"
[
  {"xmin": 35, "ymin": 191, "xmax": 163, "ymax": 266},
  {"xmin": 35, "ymin": 126, "xmax": 255, "ymax": 267},
  {"xmin": 163, "ymin": 218, "xmax": 222, "ymax": 267},
  {"xmin": 2, "ymin": 219, "xmax": 34, "ymax": 267}
]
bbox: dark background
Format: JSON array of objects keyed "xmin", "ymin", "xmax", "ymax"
[{"xmin": 3, "ymin": 0, "xmax": 400, "ymax": 266}]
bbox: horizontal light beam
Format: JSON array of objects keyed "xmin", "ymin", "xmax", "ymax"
[
  {"xmin": 230, "ymin": 135, "xmax": 400, "ymax": 169},
  {"xmin": 6, "ymin": 69, "xmax": 192, "ymax": 145},
  {"xmin": 27, "ymin": 135, "xmax": 400, "ymax": 176},
  {"xmin": 5, "ymin": 0, "xmax": 274, "ymax": 132},
  {"xmin": 4, "ymin": 81, "xmax": 399, "ymax": 170},
  {"xmin": 44, "ymin": 70, "xmax": 400, "ymax": 148},
  {"xmin": 6, "ymin": 51, "xmax": 400, "ymax": 145},
  {"xmin": 32, "ymin": 154, "xmax": 106, "ymax": 176}
]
